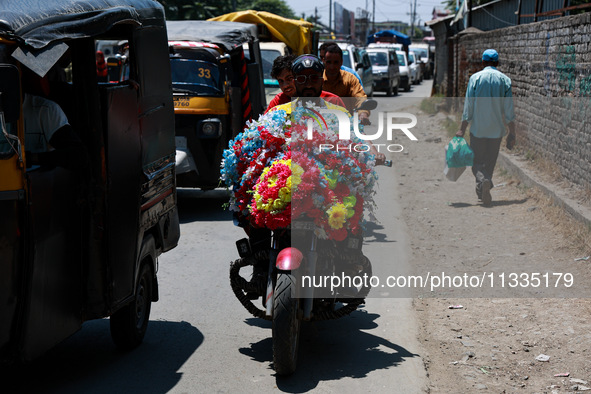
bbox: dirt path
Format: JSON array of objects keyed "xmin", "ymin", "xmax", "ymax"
[{"xmin": 391, "ymin": 104, "xmax": 591, "ymax": 393}]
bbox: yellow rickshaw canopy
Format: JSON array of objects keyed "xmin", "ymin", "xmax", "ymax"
[{"xmin": 209, "ymin": 10, "xmax": 314, "ymax": 55}]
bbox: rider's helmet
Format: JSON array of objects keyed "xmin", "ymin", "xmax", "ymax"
[{"xmin": 292, "ymin": 54, "xmax": 324, "ymax": 75}]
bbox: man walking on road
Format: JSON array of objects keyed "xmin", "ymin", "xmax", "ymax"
[{"xmin": 456, "ymin": 49, "xmax": 516, "ymax": 206}]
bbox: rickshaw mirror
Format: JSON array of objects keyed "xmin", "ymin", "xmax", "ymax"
[{"xmin": 0, "ymin": 64, "xmax": 21, "ymax": 122}]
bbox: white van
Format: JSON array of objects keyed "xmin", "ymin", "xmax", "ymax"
[
  {"xmin": 367, "ymin": 47, "xmax": 400, "ymax": 96},
  {"xmin": 409, "ymin": 44, "xmax": 432, "ymax": 79}
]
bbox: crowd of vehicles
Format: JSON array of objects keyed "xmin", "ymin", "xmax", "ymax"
[
  {"xmin": 0, "ymin": 0, "xmax": 431, "ymax": 371},
  {"xmin": 364, "ymin": 41, "xmax": 430, "ymax": 93}
]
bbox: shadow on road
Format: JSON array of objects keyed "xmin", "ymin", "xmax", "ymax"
[
  {"xmin": 176, "ymin": 188, "xmax": 233, "ymax": 223},
  {"xmin": 363, "ymin": 221, "xmax": 397, "ymax": 243},
  {"xmin": 237, "ymin": 308, "xmax": 420, "ymax": 392},
  {"xmin": 4, "ymin": 320, "xmax": 203, "ymax": 394},
  {"xmin": 449, "ymin": 198, "xmax": 528, "ymax": 208}
]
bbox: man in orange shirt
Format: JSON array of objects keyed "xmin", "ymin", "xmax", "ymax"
[{"xmin": 321, "ymin": 43, "xmax": 370, "ymax": 125}]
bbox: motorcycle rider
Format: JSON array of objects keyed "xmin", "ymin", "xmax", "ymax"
[{"xmin": 270, "ymin": 54, "xmax": 386, "ymax": 164}]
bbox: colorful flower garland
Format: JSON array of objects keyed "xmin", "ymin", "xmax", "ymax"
[{"xmin": 221, "ymin": 102, "xmax": 378, "ymax": 241}]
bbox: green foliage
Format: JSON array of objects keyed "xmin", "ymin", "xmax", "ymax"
[
  {"xmin": 240, "ymin": 0, "xmax": 296, "ymax": 19},
  {"xmin": 420, "ymin": 96, "xmax": 445, "ymax": 115},
  {"xmin": 157, "ymin": 0, "xmax": 232, "ymax": 20},
  {"xmin": 569, "ymin": 0, "xmax": 591, "ymax": 14},
  {"xmin": 444, "ymin": 116, "xmax": 460, "ymax": 139},
  {"xmin": 157, "ymin": 0, "xmax": 296, "ymax": 20}
]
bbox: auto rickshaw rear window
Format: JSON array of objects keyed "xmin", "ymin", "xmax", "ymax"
[{"xmin": 170, "ymin": 58, "xmax": 222, "ymax": 96}]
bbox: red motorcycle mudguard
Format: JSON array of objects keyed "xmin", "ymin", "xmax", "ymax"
[{"xmin": 276, "ymin": 247, "xmax": 304, "ymax": 271}]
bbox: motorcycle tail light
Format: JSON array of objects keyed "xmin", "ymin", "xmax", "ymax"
[{"xmin": 276, "ymin": 247, "xmax": 303, "ymax": 271}]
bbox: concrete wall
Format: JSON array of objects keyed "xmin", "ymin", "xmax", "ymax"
[{"xmin": 440, "ymin": 12, "xmax": 591, "ymax": 190}]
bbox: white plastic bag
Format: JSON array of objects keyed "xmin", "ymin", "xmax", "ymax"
[
  {"xmin": 444, "ymin": 162, "xmax": 466, "ymax": 181},
  {"xmin": 444, "ymin": 144, "xmax": 466, "ymax": 181}
]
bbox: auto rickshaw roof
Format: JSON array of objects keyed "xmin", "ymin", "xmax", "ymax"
[
  {"xmin": 166, "ymin": 21, "xmax": 258, "ymax": 53},
  {"xmin": 209, "ymin": 10, "xmax": 314, "ymax": 55},
  {"xmin": 0, "ymin": 0, "xmax": 165, "ymax": 49}
]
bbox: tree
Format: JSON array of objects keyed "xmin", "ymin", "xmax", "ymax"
[
  {"xmin": 239, "ymin": 0, "xmax": 297, "ymax": 19},
  {"xmin": 157, "ymin": 0, "xmax": 297, "ymax": 21},
  {"xmin": 157, "ymin": 0, "xmax": 235, "ymax": 20}
]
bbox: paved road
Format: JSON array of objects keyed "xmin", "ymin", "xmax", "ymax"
[{"xmin": 6, "ymin": 81, "xmax": 433, "ymax": 393}]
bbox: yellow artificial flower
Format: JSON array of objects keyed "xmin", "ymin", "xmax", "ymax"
[
  {"xmin": 291, "ymin": 163, "xmax": 304, "ymax": 187},
  {"xmin": 327, "ymin": 203, "xmax": 347, "ymax": 229},
  {"xmin": 278, "ymin": 185, "xmax": 291, "ymax": 203}
]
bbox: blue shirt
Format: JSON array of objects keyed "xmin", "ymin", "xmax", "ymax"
[
  {"xmin": 462, "ymin": 66, "xmax": 515, "ymax": 138},
  {"xmin": 341, "ymin": 65, "xmax": 363, "ymax": 87}
]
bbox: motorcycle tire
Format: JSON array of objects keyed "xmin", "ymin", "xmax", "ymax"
[{"xmin": 272, "ymin": 272, "xmax": 301, "ymax": 376}]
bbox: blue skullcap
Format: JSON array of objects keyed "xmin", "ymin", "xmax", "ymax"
[
  {"xmin": 482, "ymin": 49, "xmax": 498, "ymax": 62},
  {"xmin": 292, "ymin": 54, "xmax": 324, "ymax": 74}
]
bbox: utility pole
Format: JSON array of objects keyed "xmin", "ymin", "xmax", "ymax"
[
  {"xmin": 329, "ymin": 0, "xmax": 333, "ymax": 33},
  {"xmin": 315, "ymin": 7, "xmax": 318, "ymax": 24},
  {"xmin": 409, "ymin": 0, "xmax": 417, "ymax": 39},
  {"xmin": 372, "ymin": 0, "xmax": 375, "ymax": 33}
]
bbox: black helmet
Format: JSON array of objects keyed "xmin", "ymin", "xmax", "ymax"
[{"xmin": 292, "ymin": 54, "xmax": 324, "ymax": 74}]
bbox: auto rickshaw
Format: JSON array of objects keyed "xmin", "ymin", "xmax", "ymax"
[
  {"xmin": 166, "ymin": 21, "xmax": 266, "ymax": 190},
  {"xmin": 0, "ymin": 0, "xmax": 180, "ymax": 362}
]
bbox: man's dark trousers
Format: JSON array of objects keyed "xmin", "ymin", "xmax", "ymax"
[{"xmin": 469, "ymin": 134, "xmax": 502, "ymax": 197}]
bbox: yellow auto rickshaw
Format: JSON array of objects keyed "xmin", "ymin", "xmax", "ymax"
[
  {"xmin": 167, "ymin": 20, "xmax": 266, "ymax": 190},
  {"xmin": 0, "ymin": 0, "xmax": 179, "ymax": 362}
]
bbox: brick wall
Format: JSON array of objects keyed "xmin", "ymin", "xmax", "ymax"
[{"xmin": 446, "ymin": 13, "xmax": 591, "ymax": 190}]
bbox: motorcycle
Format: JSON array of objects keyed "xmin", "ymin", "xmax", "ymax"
[
  {"xmin": 228, "ymin": 99, "xmax": 389, "ymax": 375},
  {"xmin": 230, "ymin": 220, "xmax": 374, "ymax": 375}
]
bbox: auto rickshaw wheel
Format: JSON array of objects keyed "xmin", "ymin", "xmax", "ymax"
[{"xmin": 110, "ymin": 262, "xmax": 153, "ymax": 350}]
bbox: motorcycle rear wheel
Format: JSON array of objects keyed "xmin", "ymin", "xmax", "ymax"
[{"xmin": 272, "ymin": 272, "xmax": 301, "ymax": 376}]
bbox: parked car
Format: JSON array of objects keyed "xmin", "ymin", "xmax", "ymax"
[
  {"xmin": 335, "ymin": 43, "xmax": 374, "ymax": 96},
  {"xmin": 367, "ymin": 47, "xmax": 400, "ymax": 96},
  {"xmin": 409, "ymin": 44, "xmax": 433, "ymax": 79},
  {"xmin": 408, "ymin": 51, "xmax": 422, "ymax": 84},
  {"xmin": 396, "ymin": 50, "xmax": 412, "ymax": 92}
]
